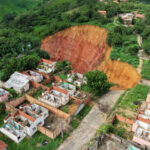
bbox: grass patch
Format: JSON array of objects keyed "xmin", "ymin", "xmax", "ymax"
[
  {"xmin": 32, "ymin": 89, "xmax": 42, "ymax": 99},
  {"xmin": 76, "ymin": 104, "xmax": 92, "ymax": 120},
  {"xmin": 58, "ymin": 74, "xmax": 67, "ymax": 80},
  {"xmin": 60, "ymin": 105, "xmax": 69, "ymax": 113},
  {"xmin": 141, "ymin": 60, "xmax": 150, "ymax": 80},
  {"xmin": 46, "ymin": 82, "xmax": 52, "ymax": 88},
  {"xmin": 120, "ymin": 84, "xmax": 150, "ymax": 111},
  {"xmin": 0, "ymin": 131, "xmax": 69, "ymax": 150}
]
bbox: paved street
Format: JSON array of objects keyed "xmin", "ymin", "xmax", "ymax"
[{"xmin": 57, "ymin": 90, "xmax": 124, "ymax": 150}]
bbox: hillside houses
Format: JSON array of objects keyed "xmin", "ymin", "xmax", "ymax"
[
  {"xmin": 21, "ymin": 70, "xmax": 43, "ymax": 83},
  {"xmin": 0, "ymin": 104, "xmax": 48, "ymax": 143},
  {"xmin": 38, "ymin": 86, "xmax": 69, "ymax": 108},
  {"xmin": 37, "ymin": 59, "xmax": 56, "ymax": 74},
  {"xmin": 132, "ymin": 92, "xmax": 150, "ymax": 146},
  {"xmin": 67, "ymin": 72, "xmax": 87, "ymax": 88}
]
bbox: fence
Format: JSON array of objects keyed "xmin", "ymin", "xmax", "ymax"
[
  {"xmin": 25, "ymin": 94, "xmax": 71, "ymax": 123},
  {"xmin": 38, "ymin": 124, "xmax": 62, "ymax": 139},
  {"xmin": 112, "ymin": 114, "xmax": 134, "ymax": 125}
]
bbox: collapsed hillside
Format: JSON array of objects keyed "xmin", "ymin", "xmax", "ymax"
[{"xmin": 41, "ymin": 25, "xmax": 141, "ymax": 89}]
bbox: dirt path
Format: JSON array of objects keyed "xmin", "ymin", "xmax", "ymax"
[{"xmin": 57, "ymin": 90, "xmax": 124, "ymax": 150}]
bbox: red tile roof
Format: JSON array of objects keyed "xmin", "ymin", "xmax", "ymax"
[
  {"xmin": 40, "ymin": 59, "xmax": 53, "ymax": 65},
  {"xmin": 52, "ymin": 86, "xmax": 68, "ymax": 94}
]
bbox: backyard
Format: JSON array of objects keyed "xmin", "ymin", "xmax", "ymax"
[{"xmin": 0, "ymin": 104, "xmax": 92, "ymax": 150}]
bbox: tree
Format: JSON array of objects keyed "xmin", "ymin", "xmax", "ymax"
[
  {"xmin": 0, "ymin": 103, "xmax": 5, "ymax": 115},
  {"xmin": 127, "ymin": 44, "xmax": 139, "ymax": 55},
  {"xmin": 141, "ymin": 27, "xmax": 150, "ymax": 40},
  {"xmin": 37, "ymin": 50, "xmax": 50, "ymax": 59},
  {"xmin": 145, "ymin": 12, "xmax": 150, "ymax": 25},
  {"xmin": 134, "ymin": 20, "xmax": 146, "ymax": 34},
  {"xmin": 55, "ymin": 60, "xmax": 72, "ymax": 74},
  {"xmin": 143, "ymin": 41, "xmax": 150, "ymax": 55},
  {"xmin": 85, "ymin": 70, "xmax": 111, "ymax": 96}
]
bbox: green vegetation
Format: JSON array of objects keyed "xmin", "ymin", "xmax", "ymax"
[
  {"xmin": 0, "ymin": 103, "xmax": 92, "ymax": 150},
  {"xmin": 76, "ymin": 104, "xmax": 92, "ymax": 120},
  {"xmin": 141, "ymin": 60, "xmax": 150, "ymax": 80},
  {"xmin": 0, "ymin": 103, "xmax": 5, "ymax": 115},
  {"xmin": 85, "ymin": 70, "xmax": 111, "ymax": 96},
  {"xmin": 107, "ymin": 26, "xmax": 139, "ymax": 68},
  {"xmin": 58, "ymin": 74, "xmax": 67, "ymax": 80},
  {"xmin": 55, "ymin": 60, "xmax": 72, "ymax": 74},
  {"xmin": 32, "ymin": 89, "xmax": 42, "ymax": 99},
  {"xmin": 120, "ymin": 84, "xmax": 149, "ymax": 111},
  {"xmin": 0, "ymin": 0, "xmax": 43, "ymax": 20},
  {"xmin": 60, "ymin": 105, "xmax": 69, "ymax": 113}
]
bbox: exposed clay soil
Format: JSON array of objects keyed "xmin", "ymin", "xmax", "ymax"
[
  {"xmin": 41, "ymin": 25, "xmax": 107, "ymax": 74},
  {"xmin": 41, "ymin": 25, "xmax": 141, "ymax": 89}
]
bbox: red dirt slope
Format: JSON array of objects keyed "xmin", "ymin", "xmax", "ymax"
[
  {"xmin": 41, "ymin": 25, "xmax": 108, "ymax": 74},
  {"xmin": 41, "ymin": 25, "xmax": 141, "ymax": 89}
]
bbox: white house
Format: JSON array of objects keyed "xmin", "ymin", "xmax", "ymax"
[
  {"xmin": 67, "ymin": 72, "xmax": 87, "ymax": 88},
  {"xmin": 0, "ymin": 104, "xmax": 48, "ymax": 143},
  {"xmin": 58, "ymin": 82, "xmax": 76, "ymax": 96},
  {"xmin": 39, "ymin": 86, "xmax": 69, "ymax": 108},
  {"xmin": 22, "ymin": 70, "xmax": 43, "ymax": 83},
  {"xmin": 37, "ymin": 59, "xmax": 56, "ymax": 74},
  {"xmin": 5, "ymin": 72, "xmax": 30, "ymax": 94}
]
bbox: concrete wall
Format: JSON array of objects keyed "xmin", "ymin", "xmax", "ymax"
[{"xmin": 25, "ymin": 94, "xmax": 71, "ymax": 123}]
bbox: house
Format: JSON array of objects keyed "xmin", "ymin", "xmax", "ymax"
[
  {"xmin": 37, "ymin": 59, "xmax": 56, "ymax": 74},
  {"xmin": 0, "ymin": 140, "xmax": 7, "ymax": 150},
  {"xmin": 39, "ymin": 86, "xmax": 69, "ymax": 108},
  {"xmin": 132, "ymin": 91, "xmax": 150, "ymax": 146},
  {"xmin": 5, "ymin": 72, "xmax": 30, "ymax": 94},
  {"xmin": 21, "ymin": 70, "xmax": 43, "ymax": 83},
  {"xmin": 98, "ymin": 10, "xmax": 106, "ymax": 16},
  {"xmin": 67, "ymin": 72, "xmax": 87, "ymax": 88},
  {"xmin": 119, "ymin": 13, "xmax": 134, "ymax": 26},
  {"xmin": 0, "ymin": 88, "xmax": 9, "ymax": 103},
  {"xmin": 57, "ymin": 82, "xmax": 76, "ymax": 95},
  {"xmin": 0, "ymin": 104, "xmax": 48, "ymax": 143},
  {"xmin": 133, "ymin": 11, "xmax": 145, "ymax": 19}
]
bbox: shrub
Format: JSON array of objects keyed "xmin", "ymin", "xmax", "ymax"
[{"xmin": 0, "ymin": 103, "xmax": 5, "ymax": 114}]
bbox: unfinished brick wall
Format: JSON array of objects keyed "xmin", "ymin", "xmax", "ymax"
[
  {"xmin": 38, "ymin": 125, "xmax": 55, "ymax": 139},
  {"xmin": 70, "ymin": 96, "xmax": 82, "ymax": 104},
  {"xmin": 6, "ymin": 104, "xmax": 17, "ymax": 113},
  {"xmin": 25, "ymin": 94, "xmax": 71, "ymax": 123},
  {"xmin": 30, "ymin": 80, "xmax": 51, "ymax": 91},
  {"xmin": 114, "ymin": 114, "xmax": 134, "ymax": 125},
  {"xmin": 6, "ymin": 96, "xmax": 25, "ymax": 108},
  {"xmin": 137, "ymin": 116, "xmax": 150, "ymax": 124}
]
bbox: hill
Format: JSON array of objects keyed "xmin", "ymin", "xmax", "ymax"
[{"xmin": 0, "ymin": 0, "xmax": 43, "ymax": 20}]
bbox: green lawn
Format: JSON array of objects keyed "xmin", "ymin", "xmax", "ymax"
[
  {"xmin": 120, "ymin": 84, "xmax": 150, "ymax": 111},
  {"xmin": 32, "ymin": 89, "xmax": 42, "ymax": 99},
  {"xmin": 141, "ymin": 60, "xmax": 150, "ymax": 80}
]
